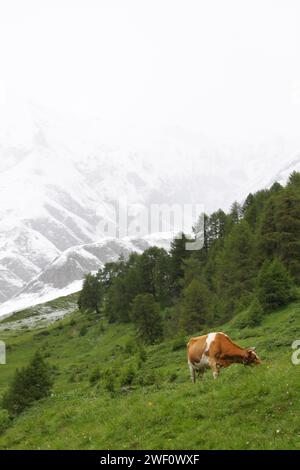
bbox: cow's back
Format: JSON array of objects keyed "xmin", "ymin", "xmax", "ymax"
[
  {"xmin": 187, "ymin": 335, "xmax": 208, "ymax": 363},
  {"xmin": 187, "ymin": 332, "xmax": 228, "ymax": 363}
]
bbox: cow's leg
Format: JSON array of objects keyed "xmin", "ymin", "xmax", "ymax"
[
  {"xmin": 188, "ymin": 363, "xmax": 196, "ymax": 383},
  {"xmin": 209, "ymin": 359, "xmax": 220, "ymax": 379},
  {"xmin": 198, "ymin": 369, "xmax": 205, "ymax": 380}
]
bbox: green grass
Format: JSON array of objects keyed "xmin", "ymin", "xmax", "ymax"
[{"xmin": 0, "ymin": 297, "xmax": 299, "ymax": 450}]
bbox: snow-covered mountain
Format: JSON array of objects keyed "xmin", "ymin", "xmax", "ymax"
[
  {"xmin": 0, "ymin": 104, "xmax": 162, "ymax": 311},
  {"xmin": 0, "ymin": 238, "xmax": 148, "ymax": 317},
  {"xmin": 1, "ymin": 101, "xmax": 300, "ymax": 317}
]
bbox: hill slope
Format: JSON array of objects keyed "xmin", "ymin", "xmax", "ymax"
[{"xmin": 0, "ymin": 295, "xmax": 299, "ymax": 450}]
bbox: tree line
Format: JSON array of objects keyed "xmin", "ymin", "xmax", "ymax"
[{"xmin": 78, "ymin": 172, "xmax": 300, "ymax": 343}]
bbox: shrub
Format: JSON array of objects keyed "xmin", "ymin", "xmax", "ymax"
[
  {"xmin": 171, "ymin": 336, "xmax": 186, "ymax": 351},
  {"xmin": 68, "ymin": 372, "xmax": 77, "ymax": 383},
  {"xmin": 120, "ymin": 366, "xmax": 136, "ymax": 387},
  {"xmin": 138, "ymin": 370, "xmax": 161, "ymax": 387},
  {"xmin": 124, "ymin": 339, "xmax": 136, "ymax": 355},
  {"xmin": 98, "ymin": 321, "xmax": 105, "ymax": 333},
  {"xmin": 36, "ymin": 330, "xmax": 50, "ymax": 337},
  {"xmin": 2, "ymin": 352, "xmax": 53, "ymax": 417},
  {"xmin": 169, "ymin": 373, "xmax": 178, "ymax": 383},
  {"xmin": 0, "ymin": 409, "xmax": 11, "ymax": 435},
  {"xmin": 231, "ymin": 312, "xmax": 248, "ymax": 329},
  {"xmin": 104, "ymin": 375, "xmax": 115, "ymax": 395},
  {"xmin": 137, "ymin": 348, "xmax": 147, "ymax": 369},
  {"xmin": 233, "ymin": 297, "xmax": 263, "ymax": 329},
  {"xmin": 245, "ymin": 296, "xmax": 263, "ymax": 326},
  {"xmin": 138, "ymin": 347, "xmax": 147, "ymax": 362},
  {"xmin": 89, "ymin": 367, "xmax": 101, "ymax": 385},
  {"xmin": 79, "ymin": 325, "xmax": 88, "ymax": 337}
]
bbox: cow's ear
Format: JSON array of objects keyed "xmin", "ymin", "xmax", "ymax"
[{"xmin": 249, "ymin": 347, "xmax": 256, "ymax": 351}]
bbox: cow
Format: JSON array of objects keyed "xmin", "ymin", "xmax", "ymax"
[{"xmin": 187, "ymin": 332, "xmax": 261, "ymax": 383}]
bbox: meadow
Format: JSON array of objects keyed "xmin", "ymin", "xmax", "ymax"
[{"xmin": 0, "ymin": 294, "xmax": 299, "ymax": 450}]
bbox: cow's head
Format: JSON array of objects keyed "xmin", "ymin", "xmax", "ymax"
[{"xmin": 244, "ymin": 347, "xmax": 261, "ymax": 365}]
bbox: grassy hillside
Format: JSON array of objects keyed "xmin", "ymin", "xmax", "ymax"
[{"xmin": 0, "ymin": 295, "xmax": 299, "ymax": 450}]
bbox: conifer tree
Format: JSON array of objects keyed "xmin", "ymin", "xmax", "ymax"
[
  {"xmin": 245, "ymin": 296, "xmax": 264, "ymax": 326},
  {"xmin": 78, "ymin": 273, "xmax": 103, "ymax": 314},
  {"xmin": 287, "ymin": 171, "xmax": 300, "ymax": 189},
  {"xmin": 131, "ymin": 294, "xmax": 163, "ymax": 344},
  {"xmin": 170, "ymin": 233, "xmax": 191, "ymax": 297},
  {"xmin": 275, "ymin": 188, "xmax": 300, "ymax": 281},
  {"xmin": 2, "ymin": 352, "xmax": 53, "ymax": 417},
  {"xmin": 229, "ymin": 201, "xmax": 243, "ymax": 225},
  {"xmin": 213, "ymin": 220, "xmax": 256, "ymax": 319},
  {"xmin": 180, "ymin": 279, "xmax": 212, "ymax": 333},
  {"xmin": 257, "ymin": 259, "xmax": 294, "ymax": 312}
]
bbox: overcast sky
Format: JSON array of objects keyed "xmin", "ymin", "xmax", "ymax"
[{"xmin": 0, "ymin": 0, "xmax": 300, "ymax": 143}]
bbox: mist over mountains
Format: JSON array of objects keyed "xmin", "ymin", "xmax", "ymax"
[{"xmin": 1, "ymin": 101, "xmax": 300, "ymax": 316}]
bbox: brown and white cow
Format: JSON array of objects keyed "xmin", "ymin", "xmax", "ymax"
[{"xmin": 187, "ymin": 332, "xmax": 261, "ymax": 382}]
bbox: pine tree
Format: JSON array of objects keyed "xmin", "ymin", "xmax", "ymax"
[
  {"xmin": 137, "ymin": 247, "xmax": 172, "ymax": 304},
  {"xmin": 180, "ymin": 279, "xmax": 212, "ymax": 334},
  {"xmin": 2, "ymin": 352, "xmax": 53, "ymax": 417},
  {"xmin": 104, "ymin": 269, "xmax": 140, "ymax": 323},
  {"xmin": 287, "ymin": 171, "xmax": 300, "ymax": 189},
  {"xmin": 207, "ymin": 209, "xmax": 227, "ymax": 245},
  {"xmin": 243, "ymin": 189, "xmax": 271, "ymax": 229},
  {"xmin": 215, "ymin": 209, "xmax": 227, "ymax": 239},
  {"xmin": 245, "ymin": 296, "xmax": 264, "ymax": 326},
  {"xmin": 257, "ymin": 259, "xmax": 294, "ymax": 312},
  {"xmin": 259, "ymin": 195, "xmax": 280, "ymax": 259},
  {"xmin": 192, "ymin": 213, "xmax": 209, "ymax": 252},
  {"xmin": 170, "ymin": 233, "xmax": 191, "ymax": 297},
  {"xmin": 229, "ymin": 201, "xmax": 243, "ymax": 225},
  {"xmin": 232, "ymin": 295, "xmax": 263, "ymax": 328},
  {"xmin": 275, "ymin": 187, "xmax": 300, "ymax": 282},
  {"xmin": 78, "ymin": 273, "xmax": 103, "ymax": 314},
  {"xmin": 152, "ymin": 249, "xmax": 173, "ymax": 307},
  {"xmin": 131, "ymin": 294, "xmax": 163, "ymax": 344},
  {"xmin": 213, "ymin": 220, "xmax": 256, "ymax": 320},
  {"xmin": 260, "ymin": 185, "xmax": 300, "ymax": 282},
  {"xmin": 182, "ymin": 256, "xmax": 202, "ymax": 288},
  {"xmin": 104, "ymin": 276, "xmax": 128, "ymax": 323},
  {"xmin": 269, "ymin": 181, "xmax": 283, "ymax": 194}
]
